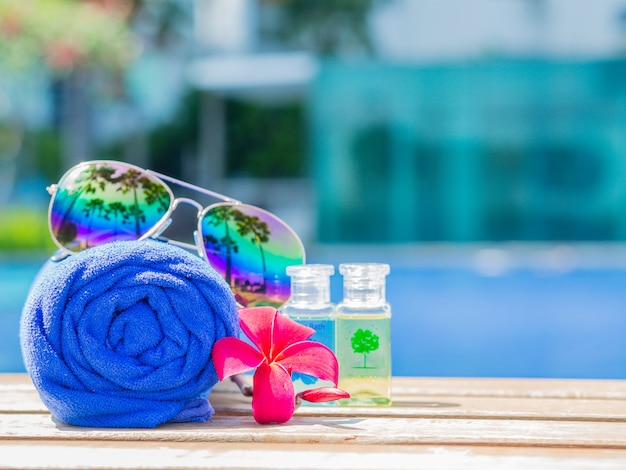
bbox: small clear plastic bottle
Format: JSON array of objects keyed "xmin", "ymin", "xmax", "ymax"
[
  {"xmin": 281, "ymin": 264, "xmax": 336, "ymax": 396},
  {"xmin": 336, "ymin": 263, "xmax": 391, "ymax": 406}
]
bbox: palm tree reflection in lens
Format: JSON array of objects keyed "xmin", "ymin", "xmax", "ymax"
[
  {"xmin": 50, "ymin": 162, "xmax": 171, "ymax": 252},
  {"xmin": 201, "ymin": 204, "xmax": 304, "ymax": 308}
]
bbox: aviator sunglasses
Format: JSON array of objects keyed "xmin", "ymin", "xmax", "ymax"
[{"xmin": 47, "ymin": 160, "xmax": 305, "ymax": 308}]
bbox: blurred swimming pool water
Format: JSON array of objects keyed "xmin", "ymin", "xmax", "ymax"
[
  {"xmin": 2, "ymin": 246, "xmax": 626, "ymax": 378},
  {"xmin": 0, "ymin": 258, "xmax": 45, "ymax": 372}
]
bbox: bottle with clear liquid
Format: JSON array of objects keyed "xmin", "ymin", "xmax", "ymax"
[
  {"xmin": 336, "ymin": 263, "xmax": 391, "ymax": 406},
  {"xmin": 281, "ymin": 264, "xmax": 337, "ymax": 398}
]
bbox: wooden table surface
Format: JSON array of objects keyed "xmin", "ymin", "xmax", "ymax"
[{"xmin": 2, "ymin": 373, "xmax": 626, "ymax": 469}]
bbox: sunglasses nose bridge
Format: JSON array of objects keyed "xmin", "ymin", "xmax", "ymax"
[{"xmin": 171, "ymin": 197, "xmax": 204, "ymax": 215}]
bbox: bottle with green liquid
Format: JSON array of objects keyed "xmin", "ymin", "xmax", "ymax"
[
  {"xmin": 336, "ymin": 263, "xmax": 391, "ymax": 406},
  {"xmin": 281, "ymin": 264, "xmax": 337, "ymax": 399}
]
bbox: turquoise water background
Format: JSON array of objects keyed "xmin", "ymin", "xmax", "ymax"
[
  {"xmin": 0, "ymin": 258, "xmax": 45, "ymax": 372},
  {"xmin": 3, "ymin": 248, "xmax": 626, "ymax": 378}
]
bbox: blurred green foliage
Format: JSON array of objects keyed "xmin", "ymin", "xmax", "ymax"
[
  {"xmin": 149, "ymin": 90, "xmax": 305, "ymax": 179},
  {"xmin": 16, "ymin": 89, "xmax": 306, "ymax": 194},
  {"xmin": 148, "ymin": 89, "xmax": 201, "ymax": 178},
  {"xmin": 0, "ymin": 207, "xmax": 55, "ymax": 252},
  {"xmin": 226, "ymin": 99, "xmax": 304, "ymax": 177},
  {"xmin": 30, "ymin": 129, "xmax": 63, "ymax": 183},
  {"xmin": 0, "ymin": 0, "xmax": 136, "ymax": 74}
]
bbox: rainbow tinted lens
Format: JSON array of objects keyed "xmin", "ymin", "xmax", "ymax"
[
  {"xmin": 49, "ymin": 161, "xmax": 172, "ymax": 253},
  {"xmin": 200, "ymin": 203, "xmax": 305, "ymax": 308}
]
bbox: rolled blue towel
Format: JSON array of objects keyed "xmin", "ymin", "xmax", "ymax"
[{"xmin": 20, "ymin": 240, "xmax": 239, "ymax": 428}]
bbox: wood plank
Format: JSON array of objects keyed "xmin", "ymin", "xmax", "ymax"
[
  {"xmin": 5, "ymin": 397, "xmax": 626, "ymax": 423},
  {"xmin": 3, "ymin": 412, "xmax": 626, "ymax": 448},
  {"xmin": 214, "ymin": 394, "xmax": 626, "ymax": 422},
  {"xmin": 5, "ymin": 387, "xmax": 626, "ymax": 423},
  {"xmin": 3, "ymin": 375, "xmax": 626, "ymax": 422},
  {"xmin": 6, "ymin": 374, "xmax": 626, "ymax": 400},
  {"xmin": 1, "ymin": 441, "xmax": 626, "ymax": 470},
  {"xmin": 4, "ymin": 374, "xmax": 626, "ymax": 468},
  {"xmin": 392, "ymin": 376, "xmax": 626, "ymax": 399},
  {"xmin": 0, "ymin": 386, "xmax": 47, "ymax": 413},
  {"xmin": 295, "ymin": 396, "xmax": 626, "ymax": 421}
]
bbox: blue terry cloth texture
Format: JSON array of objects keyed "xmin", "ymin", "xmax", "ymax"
[{"xmin": 20, "ymin": 240, "xmax": 239, "ymax": 428}]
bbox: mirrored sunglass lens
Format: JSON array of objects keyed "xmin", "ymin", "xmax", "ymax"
[
  {"xmin": 49, "ymin": 162, "xmax": 172, "ymax": 252},
  {"xmin": 201, "ymin": 204, "xmax": 305, "ymax": 308}
]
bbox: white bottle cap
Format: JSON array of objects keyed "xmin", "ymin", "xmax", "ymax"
[
  {"xmin": 286, "ymin": 264, "xmax": 335, "ymax": 305},
  {"xmin": 340, "ymin": 263, "xmax": 390, "ymax": 306}
]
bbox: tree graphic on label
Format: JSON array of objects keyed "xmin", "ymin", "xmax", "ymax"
[{"xmin": 351, "ymin": 328, "xmax": 379, "ymax": 368}]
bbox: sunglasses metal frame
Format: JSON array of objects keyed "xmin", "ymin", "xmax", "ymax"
[{"xmin": 47, "ymin": 160, "xmax": 306, "ymax": 305}]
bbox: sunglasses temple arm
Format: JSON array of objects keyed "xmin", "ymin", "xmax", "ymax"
[{"xmin": 148, "ymin": 170, "xmax": 241, "ymax": 204}]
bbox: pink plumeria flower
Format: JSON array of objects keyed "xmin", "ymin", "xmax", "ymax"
[{"xmin": 212, "ymin": 306, "xmax": 350, "ymax": 424}]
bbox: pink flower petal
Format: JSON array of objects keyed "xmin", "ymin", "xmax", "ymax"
[
  {"xmin": 270, "ymin": 312, "xmax": 315, "ymax": 359},
  {"xmin": 252, "ymin": 362, "xmax": 295, "ymax": 424},
  {"xmin": 212, "ymin": 337, "xmax": 264, "ymax": 380},
  {"xmin": 238, "ymin": 307, "xmax": 276, "ymax": 358},
  {"xmin": 298, "ymin": 387, "xmax": 351, "ymax": 403},
  {"xmin": 275, "ymin": 341, "xmax": 339, "ymax": 385}
]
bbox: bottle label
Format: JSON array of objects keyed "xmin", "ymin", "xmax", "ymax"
[
  {"xmin": 304, "ymin": 318, "xmax": 335, "ymax": 350},
  {"xmin": 337, "ymin": 317, "xmax": 390, "ymax": 373},
  {"xmin": 291, "ymin": 317, "xmax": 336, "ymax": 395},
  {"xmin": 336, "ymin": 316, "xmax": 391, "ymax": 403}
]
